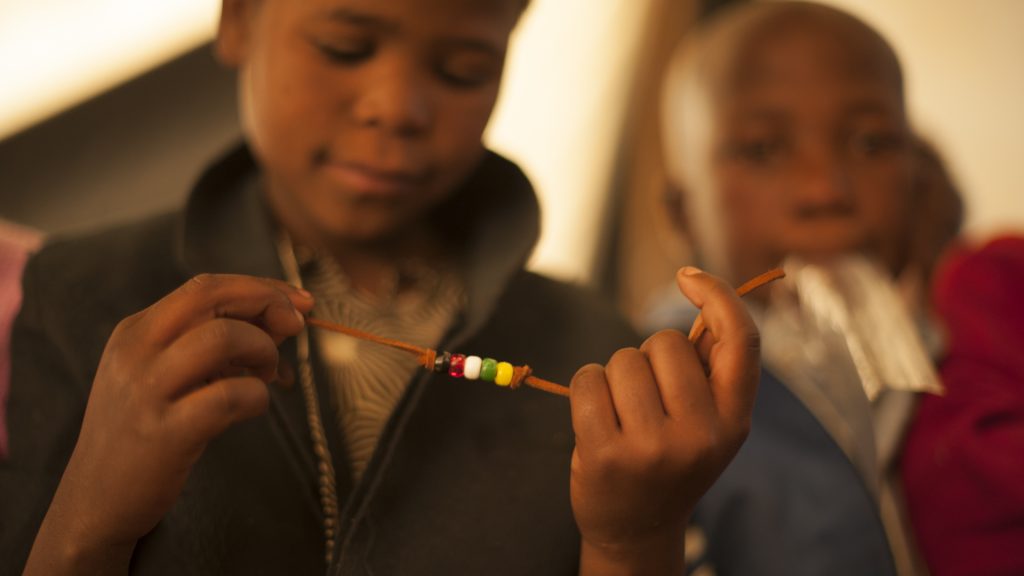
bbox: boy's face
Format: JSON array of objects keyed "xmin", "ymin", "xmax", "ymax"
[
  {"xmin": 709, "ymin": 18, "xmax": 913, "ymax": 280},
  {"xmin": 218, "ymin": 0, "xmax": 520, "ymax": 244}
]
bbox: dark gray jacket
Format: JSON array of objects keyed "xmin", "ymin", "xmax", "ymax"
[{"xmin": 0, "ymin": 146, "xmax": 637, "ymax": 575}]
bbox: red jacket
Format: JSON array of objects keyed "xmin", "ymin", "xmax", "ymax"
[
  {"xmin": 0, "ymin": 222, "xmax": 41, "ymax": 459},
  {"xmin": 902, "ymin": 236, "xmax": 1024, "ymax": 576}
]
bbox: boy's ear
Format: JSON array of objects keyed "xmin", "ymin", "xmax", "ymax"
[
  {"xmin": 662, "ymin": 180, "xmax": 693, "ymax": 246},
  {"xmin": 658, "ymin": 179, "xmax": 699, "ymax": 265},
  {"xmin": 215, "ymin": 0, "xmax": 253, "ymax": 67}
]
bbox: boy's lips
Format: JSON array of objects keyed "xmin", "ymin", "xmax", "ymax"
[{"xmin": 321, "ymin": 161, "xmax": 428, "ymax": 198}]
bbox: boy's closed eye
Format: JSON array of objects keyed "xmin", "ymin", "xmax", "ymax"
[
  {"xmin": 842, "ymin": 101, "xmax": 909, "ymax": 158},
  {"xmin": 720, "ymin": 109, "xmax": 791, "ymax": 166},
  {"xmin": 721, "ymin": 123, "xmax": 790, "ymax": 165},
  {"xmin": 727, "ymin": 136, "xmax": 788, "ymax": 165},
  {"xmin": 434, "ymin": 48, "xmax": 502, "ymax": 88},
  {"xmin": 312, "ymin": 36, "xmax": 375, "ymax": 65},
  {"xmin": 310, "ymin": 34, "xmax": 501, "ymax": 89},
  {"xmin": 304, "ymin": 5, "xmax": 504, "ymax": 90},
  {"xmin": 847, "ymin": 127, "xmax": 908, "ymax": 158}
]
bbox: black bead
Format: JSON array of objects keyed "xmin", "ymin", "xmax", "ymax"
[{"xmin": 434, "ymin": 351, "xmax": 451, "ymax": 373}]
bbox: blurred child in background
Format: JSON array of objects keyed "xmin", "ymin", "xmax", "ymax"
[{"xmin": 655, "ymin": 2, "xmax": 964, "ymax": 574}]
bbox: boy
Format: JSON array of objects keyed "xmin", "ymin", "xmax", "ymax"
[
  {"xmin": 1, "ymin": 1, "xmax": 761, "ymax": 574},
  {"xmin": 657, "ymin": 2, "xmax": 945, "ymax": 574}
]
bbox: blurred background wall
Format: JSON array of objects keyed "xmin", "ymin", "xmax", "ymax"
[
  {"xmin": 0, "ymin": 0, "xmax": 234, "ymax": 234},
  {"xmin": 0, "ymin": 0, "xmax": 1021, "ymax": 320}
]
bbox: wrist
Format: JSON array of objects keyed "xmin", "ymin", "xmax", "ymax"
[
  {"xmin": 26, "ymin": 519, "xmax": 135, "ymax": 576},
  {"xmin": 25, "ymin": 474, "xmax": 137, "ymax": 576},
  {"xmin": 579, "ymin": 529, "xmax": 687, "ymax": 576}
]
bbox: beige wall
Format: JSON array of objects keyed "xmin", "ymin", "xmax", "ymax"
[
  {"xmin": 0, "ymin": 0, "xmax": 218, "ymax": 140},
  {"xmin": 817, "ymin": 0, "xmax": 1024, "ymax": 239},
  {"xmin": 487, "ymin": 0, "xmax": 653, "ymax": 283}
]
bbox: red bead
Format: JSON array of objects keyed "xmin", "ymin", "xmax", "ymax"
[{"xmin": 449, "ymin": 354, "xmax": 466, "ymax": 378}]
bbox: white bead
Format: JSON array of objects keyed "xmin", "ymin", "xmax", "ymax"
[{"xmin": 463, "ymin": 355, "xmax": 482, "ymax": 380}]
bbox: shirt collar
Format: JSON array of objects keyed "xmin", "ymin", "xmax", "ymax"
[{"xmin": 175, "ymin": 142, "xmax": 541, "ymax": 346}]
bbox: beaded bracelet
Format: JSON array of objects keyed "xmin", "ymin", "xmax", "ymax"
[{"xmin": 307, "ymin": 268, "xmax": 784, "ymax": 398}]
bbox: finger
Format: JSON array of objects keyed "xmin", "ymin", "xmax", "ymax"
[
  {"xmin": 154, "ymin": 319, "xmax": 280, "ymax": 398},
  {"xmin": 676, "ymin": 267, "xmax": 761, "ymax": 426},
  {"xmin": 168, "ymin": 376, "xmax": 270, "ymax": 450},
  {"xmin": 639, "ymin": 329, "xmax": 715, "ymax": 421},
  {"xmin": 570, "ymin": 364, "xmax": 620, "ymax": 450},
  {"xmin": 687, "ymin": 268, "xmax": 784, "ymax": 349},
  {"xmin": 604, "ymin": 347, "xmax": 666, "ymax": 433},
  {"xmin": 144, "ymin": 274, "xmax": 313, "ymax": 345}
]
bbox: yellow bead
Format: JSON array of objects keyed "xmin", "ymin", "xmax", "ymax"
[{"xmin": 494, "ymin": 362, "xmax": 514, "ymax": 386}]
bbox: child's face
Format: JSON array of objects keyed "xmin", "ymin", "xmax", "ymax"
[
  {"xmin": 219, "ymin": 0, "xmax": 521, "ymax": 244},
  {"xmin": 710, "ymin": 18, "xmax": 913, "ymax": 280}
]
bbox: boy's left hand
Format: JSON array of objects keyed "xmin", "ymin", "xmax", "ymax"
[{"xmin": 570, "ymin": 268, "xmax": 760, "ymax": 575}]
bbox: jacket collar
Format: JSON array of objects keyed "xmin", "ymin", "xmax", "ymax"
[{"xmin": 174, "ymin": 142, "xmax": 541, "ymax": 347}]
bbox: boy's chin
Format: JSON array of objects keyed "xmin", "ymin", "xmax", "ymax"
[
  {"xmin": 311, "ymin": 213, "xmax": 412, "ymax": 246},
  {"xmin": 787, "ymin": 232, "xmax": 870, "ymax": 262}
]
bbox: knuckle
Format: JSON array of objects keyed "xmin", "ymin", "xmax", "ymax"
[
  {"xmin": 607, "ymin": 347, "xmax": 641, "ymax": 374},
  {"xmin": 258, "ymin": 345, "xmax": 282, "ymax": 381},
  {"xmin": 641, "ymin": 329, "xmax": 686, "ymax": 354},
  {"xmin": 688, "ymin": 425, "xmax": 721, "ymax": 461},
  {"xmin": 629, "ymin": 437, "xmax": 670, "ymax": 472},
  {"xmin": 707, "ymin": 273, "xmax": 734, "ymax": 295},
  {"xmin": 136, "ymin": 407, "xmax": 164, "ymax": 441},
  {"xmin": 214, "ymin": 381, "xmax": 239, "ymax": 417},
  {"xmin": 252, "ymin": 383, "xmax": 270, "ymax": 412},
  {"xmin": 609, "ymin": 347, "xmax": 640, "ymax": 364},
  {"xmin": 267, "ymin": 343, "xmax": 281, "ymax": 367},
  {"xmin": 589, "ymin": 443, "xmax": 622, "ymax": 474},
  {"xmin": 109, "ymin": 311, "xmax": 146, "ymax": 343},
  {"xmin": 186, "ymin": 273, "xmax": 219, "ymax": 293},
  {"xmin": 138, "ymin": 370, "xmax": 162, "ymax": 397},
  {"xmin": 114, "ymin": 309, "xmax": 144, "ymax": 334},
  {"xmin": 732, "ymin": 415, "xmax": 753, "ymax": 445},
  {"xmin": 741, "ymin": 326, "xmax": 762, "ymax": 354},
  {"xmin": 107, "ymin": 320, "xmax": 132, "ymax": 346},
  {"xmin": 200, "ymin": 320, "xmax": 233, "ymax": 353},
  {"xmin": 99, "ymin": 334, "xmax": 141, "ymax": 382},
  {"xmin": 570, "ymin": 451, "xmax": 584, "ymax": 477},
  {"xmin": 571, "ymin": 363, "xmax": 605, "ymax": 388}
]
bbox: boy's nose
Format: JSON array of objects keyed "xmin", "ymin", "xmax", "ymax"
[
  {"xmin": 793, "ymin": 149, "xmax": 855, "ymax": 214},
  {"xmin": 351, "ymin": 67, "xmax": 431, "ymax": 137}
]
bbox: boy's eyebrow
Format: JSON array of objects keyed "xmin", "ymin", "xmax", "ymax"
[
  {"xmin": 844, "ymin": 99, "xmax": 899, "ymax": 119},
  {"xmin": 317, "ymin": 8, "xmax": 503, "ymax": 55},
  {"xmin": 734, "ymin": 107, "xmax": 789, "ymax": 124},
  {"xmin": 323, "ymin": 8, "xmax": 399, "ymax": 32}
]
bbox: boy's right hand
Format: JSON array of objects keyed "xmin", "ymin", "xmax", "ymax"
[
  {"xmin": 570, "ymin": 268, "xmax": 760, "ymax": 575},
  {"xmin": 25, "ymin": 274, "xmax": 313, "ymax": 575}
]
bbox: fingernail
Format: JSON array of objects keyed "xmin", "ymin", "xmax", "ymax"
[
  {"xmin": 293, "ymin": 308, "xmax": 306, "ymax": 323},
  {"xmin": 681, "ymin": 266, "xmax": 703, "ymax": 276},
  {"xmin": 297, "ymin": 288, "xmax": 313, "ymax": 299}
]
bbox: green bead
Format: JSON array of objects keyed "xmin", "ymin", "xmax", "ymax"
[{"xmin": 480, "ymin": 358, "xmax": 498, "ymax": 381}]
